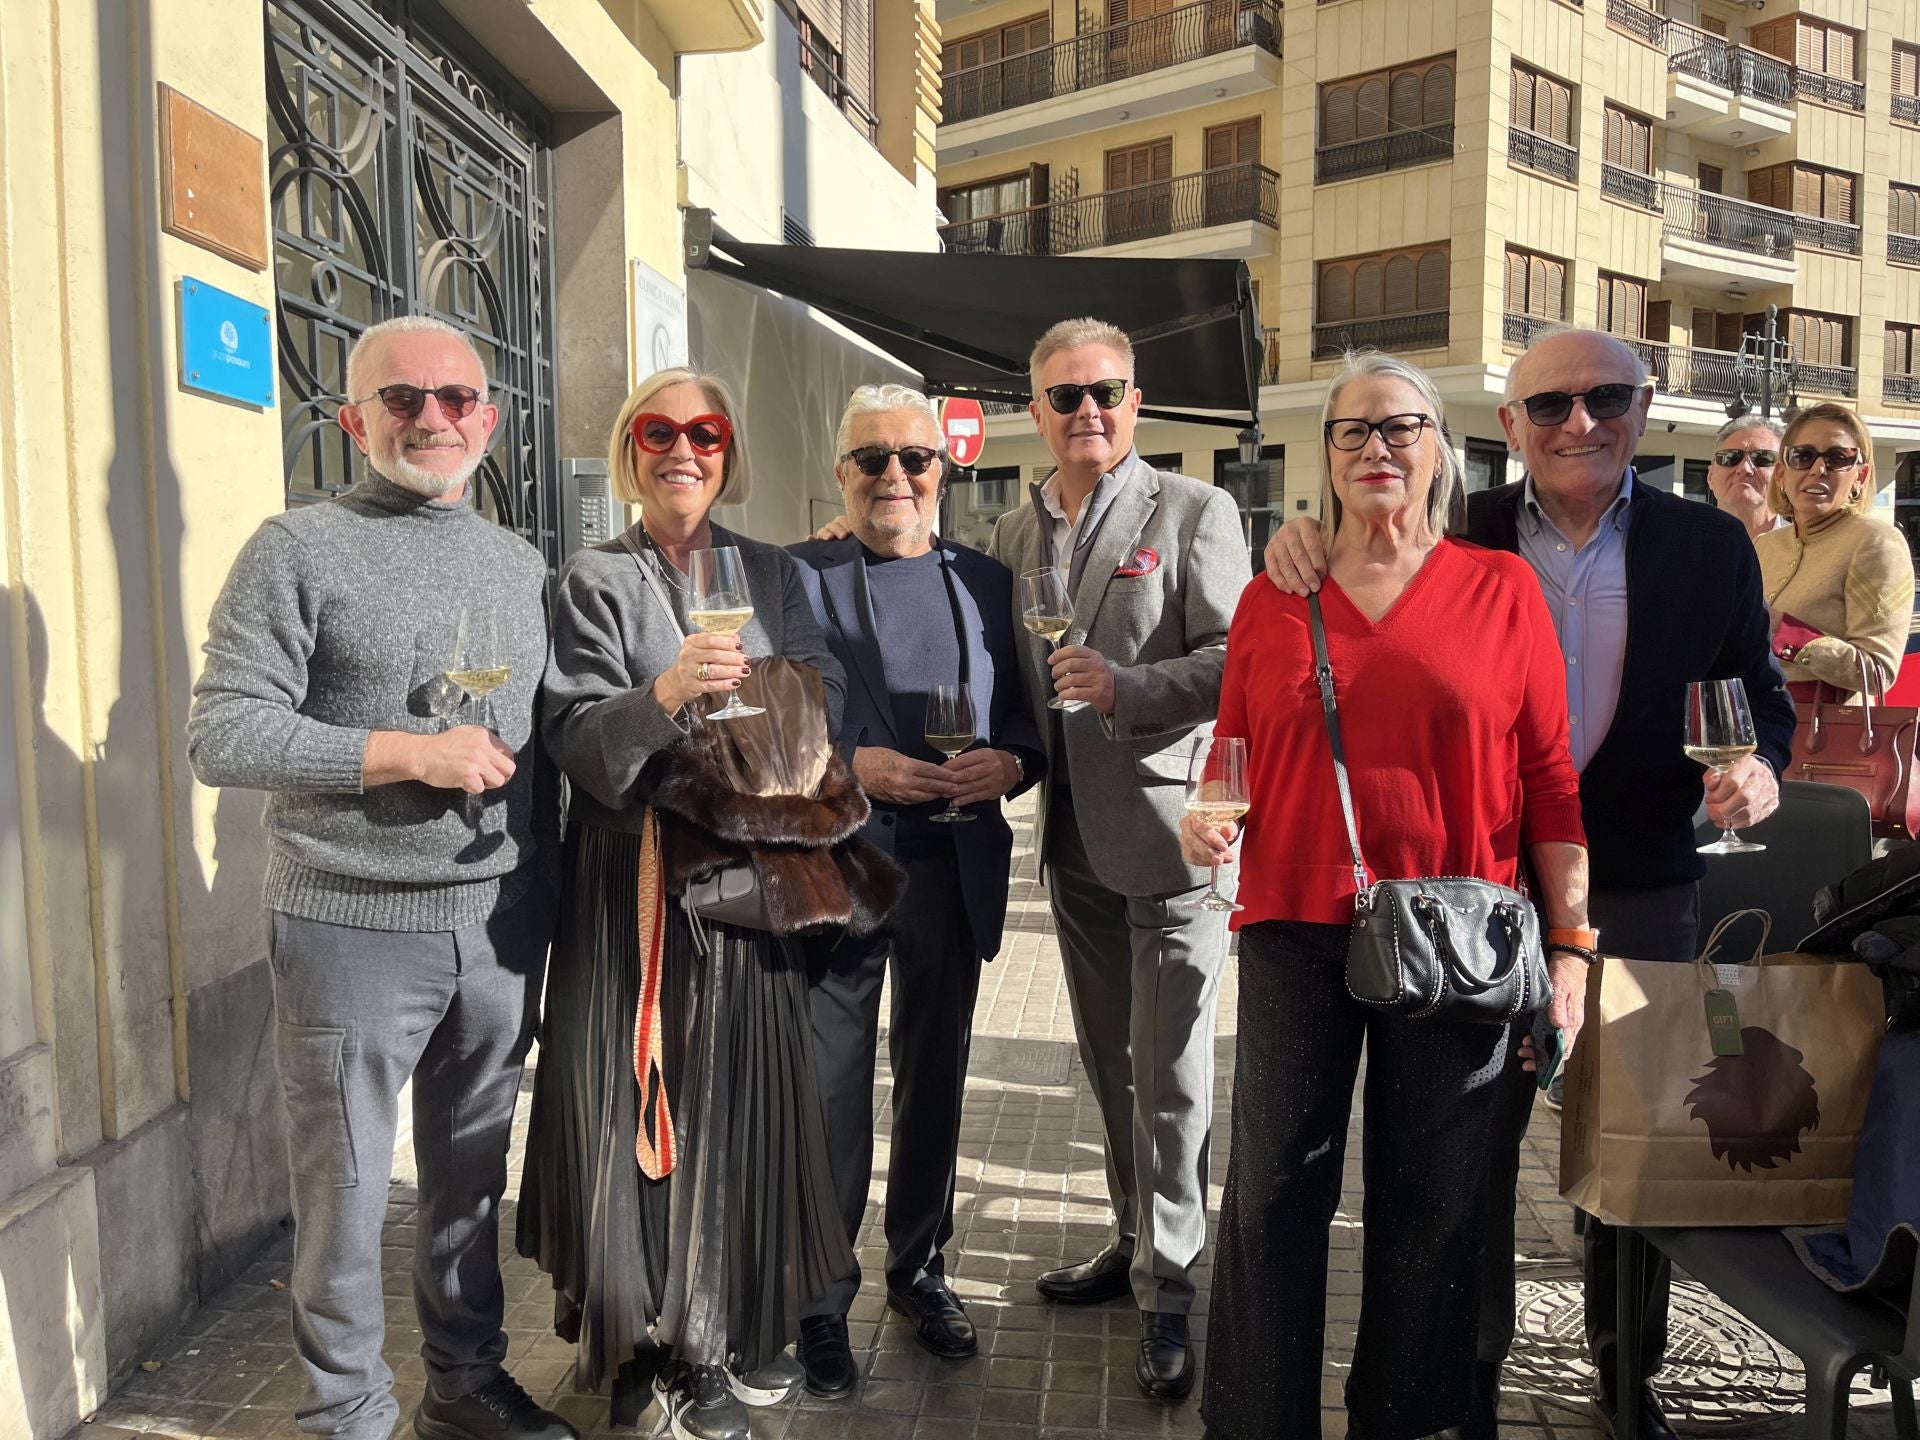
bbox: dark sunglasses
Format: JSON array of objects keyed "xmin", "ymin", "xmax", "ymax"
[
  {"xmin": 1043, "ymin": 378, "xmax": 1130, "ymax": 414},
  {"xmin": 1325, "ymin": 414, "xmax": 1432, "ymax": 452},
  {"xmin": 1712, "ymin": 447, "xmax": 1780, "ymax": 468},
  {"xmin": 1514, "ymin": 383, "xmax": 1644, "ymax": 427},
  {"xmin": 842, "ymin": 445, "xmax": 942, "ymax": 478},
  {"xmin": 351, "ymin": 383, "xmax": 482, "ymax": 421},
  {"xmin": 1784, "ymin": 444, "xmax": 1861, "ymax": 472},
  {"xmin": 630, "ymin": 412, "xmax": 733, "ymax": 455}
]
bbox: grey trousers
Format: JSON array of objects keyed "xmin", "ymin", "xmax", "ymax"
[
  {"xmin": 1044, "ymin": 788, "xmax": 1229, "ymax": 1313},
  {"xmin": 268, "ymin": 888, "xmax": 551, "ymax": 1439}
]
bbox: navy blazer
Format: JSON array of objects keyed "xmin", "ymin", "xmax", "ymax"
[
  {"xmin": 787, "ymin": 536, "xmax": 1043, "ymax": 960},
  {"xmin": 1467, "ymin": 479, "xmax": 1796, "ymax": 891}
]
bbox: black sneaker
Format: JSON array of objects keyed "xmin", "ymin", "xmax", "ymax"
[
  {"xmin": 652, "ymin": 1363, "xmax": 749, "ymax": 1440},
  {"xmin": 727, "ymin": 1350, "xmax": 802, "ymax": 1406},
  {"xmin": 413, "ymin": 1372, "xmax": 579, "ymax": 1440}
]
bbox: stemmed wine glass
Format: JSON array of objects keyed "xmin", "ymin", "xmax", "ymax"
[
  {"xmin": 1687, "ymin": 678, "xmax": 1765, "ymax": 854},
  {"xmin": 924, "ymin": 684, "xmax": 978, "ymax": 825},
  {"xmin": 689, "ymin": 547, "xmax": 764, "ymax": 721},
  {"xmin": 446, "ymin": 605, "xmax": 509, "ymax": 733},
  {"xmin": 1183, "ymin": 736, "xmax": 1248, "ymax": 912},
  {"xmin": 1019, "ymin": 566, "xmax": 1086, "ymax": 712}
]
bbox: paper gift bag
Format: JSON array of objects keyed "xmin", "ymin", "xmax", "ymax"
[{"xmin": 1560, "ymin": 910, "xmax": 1884, "ymax": 1228}]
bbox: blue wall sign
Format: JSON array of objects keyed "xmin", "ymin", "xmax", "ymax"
[{"xmin": 178, "ymin": 277, "xmax": 274, "ymax": 408}]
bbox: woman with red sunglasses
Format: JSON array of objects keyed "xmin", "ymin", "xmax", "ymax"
[{"xmin": 517, "ymin": 367, "xmax": 865, "ymax": 1438}]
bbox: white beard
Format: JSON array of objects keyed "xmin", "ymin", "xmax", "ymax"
[{"xmin": 379, "ymin": 448, "xmax": 484, "ymax": 498}]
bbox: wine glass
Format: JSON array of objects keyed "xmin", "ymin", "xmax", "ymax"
[
  {"xmin": 689, "ymin": 547, "xmax": 764, "ymax": 721},
  {"xmin": 1019, "ymin": 566, "xmax": 1087, "ymax": 712},
  {"xmin": 1183, "ymin": 737, "xmax": 1248, "ymax": 912},
  {"xmin": 924, "ymin": 683, "xmax": 978, "ymax": 825},
  {"xmin": 446, "ymin": 605, "xmax": 509, "ymax": 733},
  {"xmin": 1687, "ymin": 678, "xmax": 1765, "ymax": 854}
]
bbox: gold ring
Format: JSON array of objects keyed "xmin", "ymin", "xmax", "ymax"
[{"xmin": 697, "ymin": 662, "xmax": 710, "ymax": 681}]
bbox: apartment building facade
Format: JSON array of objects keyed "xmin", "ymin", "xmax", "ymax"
[{"xmin": 931, "ymin": 0, "xmax": 1920, "ymax": 560}]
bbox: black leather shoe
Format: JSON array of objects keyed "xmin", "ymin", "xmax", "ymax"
[
  {"xmin": 886, "ymin": 1275, "xmax": 978, "ymax": 1358},
  {"xmin": 1592, "ymin": 1386, "xmax": 1679, "ymax": 1440},
  {"xmin": 1432, "ymin": 1359, "xmax": 1502, "ymax": 1439},
  {"xmin": 1135, "ymin": 1311, "xmax": 1194, "ymax": 1401},
  {"xmin": 413, "ymin": 1372, "xmax": 579, "ymax": 1440},
  {"xmin": 1034, "ymin": 1244, "xmax": 1134, "ymax": 1304},
  {"xmin": 796, "ymin": 1314, "xmax": 858, "ymax": 1399}
]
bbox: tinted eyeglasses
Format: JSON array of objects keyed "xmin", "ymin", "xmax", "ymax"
[
  {"xmin": 630, "ymin": 412, "xmax": 733, "ymax": 455},
  {"xmin": 1043, "ymin": 379, "xmax": 1130, "ymax": 415},
  {"xmin": 1513, "ymin": 383, "xmax": 1644, "ymax": 427},
  {"xmin": 1784, "ymin": 445, "xmax": 1861, "ymax": 472},
  {"xmin": 352, "ymin": 383, "xmax": 483, "ymax": 421},
  {"xmin": 842, "ymin": 445, "xmax": 942, "ymax": 478},
  {"xmin": 1324, "ymin": 414, "xmax": 1432, "ymax": 451},
  {"xmin": 1712, "ymin": 448, "xmax": 1780, "ymax": 468}
]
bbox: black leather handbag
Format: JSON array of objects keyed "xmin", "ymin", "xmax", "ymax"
[{"xmin": 1308, "ymin": 595, "xmax": 1548, "ymax": 1025}]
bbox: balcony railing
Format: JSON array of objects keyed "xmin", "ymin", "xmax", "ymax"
[
  {"xmin": 1643, "ymin": 342, "xmax": 1791, "ymax": 403},
  {"xmin": 1312, "ymin": 310, "xmax": 1449, "ymax": 361},
  {"xmin": 1658, "ymin": 180, "xmax": 1795, "ymax": 259},
  {"xmin": 938, "ymin": 162, "xmax": 1279, "ymax": 256},
  {"xmin": 1885, "ymin": 374, "xmax": 1920, "ymax": 405},
  {"xmin": 1892, "ymin": 233, "xmax": 1920, "ymax": 266},
  {"xmin": 1794, "ymin": 70, "xmax": 1866, "ymax": 111},
  {"xmin": 1665, "ymin": 19, "xmax": 1795, "ymax": 104},
  {"xmin": 941, "ymin": 0, "xmax": 1282, "ymax": 125},
  {"xmin": 1793, "ymin": 213, "xmax": 1862, "ymax": 255},
  {"xmin": 1795, "ymin": 363, "xmax": 1857, "ymax": 397},
  {"xmin": 1601, "ymin": 163, "xmax": 1660, "ymax": 210},
  {"xmin": 1508, "ymin": 129, "xmax": 1578, "ymax": 183},
  {"xmin": 1315, "ymin": 125, "xmax": 1456, "ymax": 183},
  {"xmin": 1606, "ymin": 0, "xmax": 1662, "ymax": 47},
  {"xmin": 1897, "ymin": 95, "xmax": 1920, "ymax": 125},
  {"xmin": 1260, "ymin": 326, "xmax": 1283, "ymax": 385},
  {"xmin": 1503, "ymin": 312, "xmax": 1562, "ymax": 350}
]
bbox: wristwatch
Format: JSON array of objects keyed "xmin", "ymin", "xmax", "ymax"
[{"xmin": 1007, "ymin": 751, "xmax": 1027, "ymax": 784}]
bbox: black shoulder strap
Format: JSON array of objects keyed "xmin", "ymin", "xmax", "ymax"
[{"xmin": 1308, "ymin": 593, "xmax": 1370, "ymax": 891}]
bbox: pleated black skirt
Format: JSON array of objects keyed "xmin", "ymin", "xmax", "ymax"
[{"xmin": 516, "ymin": 822, "xmax": 854, "ymax": 1403}]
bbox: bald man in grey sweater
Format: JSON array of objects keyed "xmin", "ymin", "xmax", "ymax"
[{"xmin": 187, "ymin": 318, "xmax": 573, "ymax": 1440}]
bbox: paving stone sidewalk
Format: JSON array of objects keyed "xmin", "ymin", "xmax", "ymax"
[{"xmin": 75, "ymin": 796, "xmax": 1903, "ymax": 1440}]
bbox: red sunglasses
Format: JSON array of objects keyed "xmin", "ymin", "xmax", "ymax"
[{"xmin": 630, "ymin": 412, "xmax": 733, "ymax": 456}]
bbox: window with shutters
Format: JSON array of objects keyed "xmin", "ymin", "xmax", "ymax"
[
  {"xmin": 1596, "ymin": 272, "xmax": 1649, "ymax": 340},
  {"xmin": 1103, "ymin": 137, "xmax": 1175, "ymax": 244},
  {"xmin": 1203, "ymin": 118, "xmax": 1264, "ymax": 225},
  {"xmin": 1792, "ymin": 17, "xmax": 1860, "ymax": 79},
  {"xmin": 1888, "ymin": 325, "xmax": 1919, "ymax": 378},
  {"xmin": 941, "ymin": 13, "xmax": 1049, "ymax": 72},
  {"xmin": 1896, "ymin": 44, "xmax": 1920, "ymax": 124},
  {"xmin": 1503, "ymin": 247, "xmax": 1567, "ymax": 348},
  {"xmin": 1317, "ymin": 57, "xmax": 1457, "ymax": 181},
  {"xmin": 1782, "ymin": 309, "xmax": 1852, "ymax": 372},
  {"xmin": 1894, "ymin": 185, "xmax": 1920, "ymax": 238},
  {"xmin": 1599, "ymin": 104, "xmax": 1657, "ymax": 208},
  {"xmin": 1747, "ymin": 162, "xmax": 1856, "ymax": 222},
  {"xmin": 1510, "ymin": 64, "xmax": 1574, "ymax": 142},
  {"xmin": 780, "ymin": 0, "xmax": 877, "ymax": 139},
  {"xmin": 1314, "ymin": 245, "xmax": 1450, "ymax": 356}
]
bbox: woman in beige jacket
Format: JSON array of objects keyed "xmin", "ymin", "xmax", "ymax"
[{"xmin": 1756, "ymin": 402, "xmax": 1915, "ymax": 701}]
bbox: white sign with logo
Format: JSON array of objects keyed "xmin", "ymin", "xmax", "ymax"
[{"xmin": 632, "ymin": 258, "xmax": 689, "ymax": 375}]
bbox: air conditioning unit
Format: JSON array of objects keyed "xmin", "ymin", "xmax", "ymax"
[{"xmin": 561, "ymin": 458, "xmax": 615, "ymax": 559}]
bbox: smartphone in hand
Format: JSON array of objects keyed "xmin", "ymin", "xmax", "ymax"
[{"xmin": 1535, "ymin": 1025, "xmax": 1568, "ymax": 1093}]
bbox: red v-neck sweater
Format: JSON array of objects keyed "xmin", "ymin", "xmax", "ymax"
[{"xmin": 1218, "ymin": 539, "xmax": 1586, "ymax": 929}]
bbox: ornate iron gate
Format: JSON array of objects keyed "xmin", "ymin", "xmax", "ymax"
[{"xmin": 265, "ymin": 0, "xmax": 561, "ymax": 580}]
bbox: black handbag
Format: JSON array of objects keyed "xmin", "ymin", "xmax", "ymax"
[{"xmin": 1308, "ymin": 594, "xmax": 1548, "ymax": 1025}]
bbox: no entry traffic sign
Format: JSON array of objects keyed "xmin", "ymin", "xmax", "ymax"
[{"xmin": 940, "ymin": 397, "xmax": 986, "ymax": 466}]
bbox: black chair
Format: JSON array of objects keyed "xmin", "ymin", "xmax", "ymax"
[{"xmin": 1616, "ymin": 781, "xmax": 1899, "ymax": 1438}]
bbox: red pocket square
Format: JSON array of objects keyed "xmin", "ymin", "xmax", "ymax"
[{"xmin": 1115, "ymin": 547, "xmax": 1160, "ymax": 578}]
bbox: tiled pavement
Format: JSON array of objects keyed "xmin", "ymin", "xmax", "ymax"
[{"xmin": 76, "ymin": 797, "xmax": 1905, "ymax": 1440}]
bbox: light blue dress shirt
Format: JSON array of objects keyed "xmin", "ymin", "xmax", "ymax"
[{"xmin": 1515, "ymin": 469, "xmax": 1636, "ymax": 773}]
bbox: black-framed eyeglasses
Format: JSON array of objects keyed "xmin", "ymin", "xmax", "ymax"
[
  {"xmin": 1784, "ymin": 445, "xmax": 1861, "ymax": 472},
  {"xmin": 348, "ymin": 383, "xmax": 483, "ymax": 421},
  {"xmin": 842, "ymin": 444, "xmax": 943, "ymax": 478},
  {"xmin": 1513, "ymin": 383, "xmax": 1644, "ymax": 427},
  {"xmin": 1712, "ymin": 448, "xmax": 1780, "ymax": 468},
  {"xmin": 1043, "ymin": 378, "xmax": 1130, "ymax": 415},
  {"xmin": 1324, "ymin": 414, "xmax": 1432, "ymax": 451}
]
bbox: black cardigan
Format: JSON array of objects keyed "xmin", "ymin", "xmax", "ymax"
[{"xmin": 1466, "ymin": 480, "xmax": 1796, "ymax": 891}]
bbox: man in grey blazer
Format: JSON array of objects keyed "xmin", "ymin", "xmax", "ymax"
[{"xmin": 988, "ymin": 317, "xmax": 1250, "ymax": 1401}]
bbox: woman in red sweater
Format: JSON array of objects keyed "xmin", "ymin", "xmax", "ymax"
[{"xmin": 1186, "ymin": 351, "xmax": 1592, "ymax": 1440}]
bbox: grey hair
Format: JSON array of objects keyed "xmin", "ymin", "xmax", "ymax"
[
  {"xmin": 1318, "ymin": 350, "xmax": 1463, "ymax": 538},
  {"xmin": 345, "ymin": 315, "xmax": 489, "ymax": 403},
  {"xmin": 1028, "ymin": 317, "xmax": 1135, "ymax": 396},
  {"xmin": 834, "ymin": 383, "xmax": 942, "ymax": 458},
  {"xmin": 1501, "ymin": 324, "xmax": 1650, "ymax": 405},
  {"xmin": 1716, "ymin": 414, "xmax": 1784, "ymax": 444}
]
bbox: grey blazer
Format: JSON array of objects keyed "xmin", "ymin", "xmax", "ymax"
[
  {"xmin": 542, "ymin": 520, "xmax": 847, "ymax": 835},
  {"xmin": 989, "ymin": 451, "xmax": 1249, "ymax": 896}
]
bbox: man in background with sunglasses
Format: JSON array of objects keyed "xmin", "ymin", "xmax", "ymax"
[
  {"xmin": 989, "ymin": 317, "xmax": 1249, "ymax": 1403},
  {"xmin": 1705, "ymin": 416, "xmax": 1788, "ymax": 541},
  {"xmin": 188, "ymin": 315, "xmax": 573, "ymax": 1440},
  {"xmin": 786, "ymin": 384, "xmax": 1044, "ymax": 1394},
  {"xmin": 1265, "ymin": 326, "xmax": 1793, "ymax": 1439}
]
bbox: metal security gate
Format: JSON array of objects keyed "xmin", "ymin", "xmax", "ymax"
[{"xmin": 265, "ymin": 0, "xmax": 561, "ymax": 580}]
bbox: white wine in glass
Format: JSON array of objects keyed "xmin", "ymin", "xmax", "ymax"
[
  {"xmin": 446, "ymin": 605, "xmax": 509, "ymax": 733},
  {"xmin": 1687, "ymin": 678, "xmax": 1764, "ymax": 854},
  {"xmin": 689, "ymin": 547, "xmax": 764, "ymax": 721},
  {"xmin": 924, "ymin": 683, "xmax": 978, "ymax": 825},
  {"xmin": 1183, "ymin": 736, "xmax": 1248, "ymax": 912},
  {"xmin": 1019, "ymin": 566, "xmax": 1087, "ymax": 712}
]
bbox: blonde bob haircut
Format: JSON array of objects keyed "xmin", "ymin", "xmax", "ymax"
[
  {"xmin": 1771, "ymin": 401, "xmax": 1875, "ymax": 520},
  {"xmin": 1317, "ymin": 349, "xmax": 1462, "ymax": 538},
  {"xmin": 607, "ymin": 367, "xmax": 751, "ymax": 508}
]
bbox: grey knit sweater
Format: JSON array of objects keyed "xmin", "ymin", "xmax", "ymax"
[{"xmin": 186, "ymin": 473, "xmax": 554, "ymax": 931}]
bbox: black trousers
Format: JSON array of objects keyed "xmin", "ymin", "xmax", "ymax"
[
  {"xmin": 1201, "ymin": 922, "xmax": 1514, "ymax": 1440},
  {"xmin": 1471, "ymin": 881, "xmax": 1701, "ymax": 1425},
  {"xmin": 802, "ymin": 849, "xmax": 982, "ymax": 1316}
]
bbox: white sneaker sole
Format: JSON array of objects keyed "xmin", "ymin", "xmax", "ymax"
[{"xmin": 727, "ymin": 1371, "xmax": 798, "ymax": 1407}]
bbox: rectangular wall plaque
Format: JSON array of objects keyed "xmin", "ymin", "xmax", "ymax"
[
  {"xmin": 177, "ymin": 278, "xmax": 275, "ymax": 409},
  {"xmin": 159, "ymin": 83, "xmax": 268, "ymax": 272}
]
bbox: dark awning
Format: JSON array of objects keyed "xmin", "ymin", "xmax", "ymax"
[{"xmin": 689, "ymin": 218, "xmax": 1261, "ymax": 431}]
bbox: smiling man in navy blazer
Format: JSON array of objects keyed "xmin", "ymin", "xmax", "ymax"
[{"xmin": 787, "ymin": 384, "xmax": 1043, "ymax": 1399}]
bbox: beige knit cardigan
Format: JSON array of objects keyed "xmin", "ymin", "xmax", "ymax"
[{"xmin": 1755, "ymin": 509, "xmax": 1915, "ymax": 697}]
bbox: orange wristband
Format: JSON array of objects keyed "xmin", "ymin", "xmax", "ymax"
[{"xmin": 1547, "ymin": 926, "xmax": 1599, "ymax": 950}]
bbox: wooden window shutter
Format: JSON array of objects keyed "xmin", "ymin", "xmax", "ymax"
[
  {"xmin": 1897, "ymin": 46, "xmax": 1920, "ymax": 97},
  {"xmin": 1319, "ymin": 264, "xmax": 1353, "ymax": 323},
  {"xmin": 1887, "ymin": 325, "xmax": 1906, "ymax": 378},
  {"xmin": 1716, "ymin": 312, "xmax": 1744, "ymax": 351},
  {"xmin": 1389, "ymin": 69, "xmax": 1422, "ymax": 130},
  {"xmin": 1354, "ymin": 259, "xmax": 1385, "ymax": 317},
  {"xmin": 1702, "ymin": 14, "xmax": 1728, "ymax": 35},
  {"xmin": 1511, "ymin": 67, "xmax": 1534, "ymax": 132},
  {"xmin": 1597, "ymin": 277, "xmax": 1613, "ymax": 332},
  {"xmin": 1206, "ymin": 126, "xmax": 1232, "ymax": 169},
  {"xmin": 1646, "ymin": 299, "xmax": 1671, "ymax": 342},
  {"xmin": 1323, "ymin": 84, "xmax": 1357, "ymax": 146},
  {"xmin": 1629, "ymin": 115, "xmax": 1650, "ymax": 173},
  {"xmin": 1425, "ymin": 62, "xmax": 1455, "ymax": 127},
  {"xmin": 1830, "ymin": 27, "xmax": 1856, "ymax": 80},
  {"xmin": 1753, "ymin": 19, "xmax": 1791, "ymax": 62},
  {"xmin": 1793, "ymin": 165, "xmax": 1819, "ymax": 218},
  {"xmin": 1746, "ymin": 165, "xmax": 1778, "ymax": 210},
  {"xmin": 1621, "ymin": 280, "xmax": 1645, "ymax": 338},
  {"xmin": 1151, "ymin": 138, "xmax": 1172, "ymax": 180},
  {"xmin": 1029, "ymin": 162, "xmax": 1050, "ymax": 205},
  {"xmin": 1110, "ymin": 0, "xmax": 1129, "ymax": 21},
  {"xmin": 1548, "ymin": 79, "xmax": 1571, "ymax": 143},
  {"xmin": 1603, "ymin": 107, "xmax": 1622, "ymax": 166},
  {"xmin": 1384, "ymin": 255, "xmax": 1417, "ymax": 315},
  {"xmin": 1896, "ymin": 186, "xmax": 1920, "ymax": 236},
  {"xmin": 1356, "ymin": 76, "xmax": 1388, "ymax": 138},
  {"xmin": 1416, "ymin": 249, "xmax": 1448, "ymax": 311},
  {"xmin": 1797, "ymin": 20, "xmax": 1822, "ymax": 74},
  {"xmin": 1524, "ymin": 256, "xmax": 1546, "ymax": 315},
  {"xmin": 1544, "ymin": 258, "xmax": 1565, "ymax": 319},
  {"xmin": 1238, "ymin": 118, "xmax": 1260, "ymax": 161},
  {"xmin": 1505, "ymin": 250, "xmax": 1526, "ymax": 312},
  {"xmin": 1825, "ymin": 171, "xmax": 1854, "ymax": 223}
]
